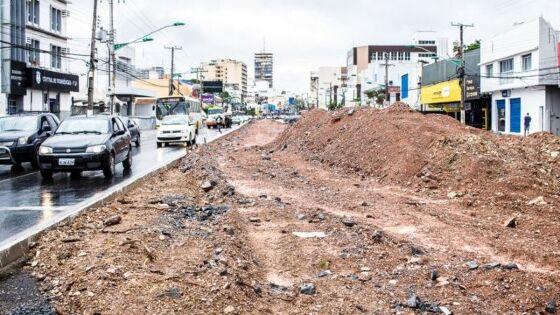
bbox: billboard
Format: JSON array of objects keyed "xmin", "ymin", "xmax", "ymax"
[
  {"xmin": 201, "ymin": 94, "xmax": 214, "ymax": 104},
  {"xmin": 420, "ymin": 79, "xmax": 461, "ymax": 104},
  {"xmin": 203, "ymin": 81, "xmax": 223, "ymax": 93}
]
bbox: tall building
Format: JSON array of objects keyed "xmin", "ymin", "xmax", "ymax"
[
  {"xmin": 254, "ymin": 52, "xmax": 273, "ymax": 88},
  {"xmin": 0, "ymin": 0, "xmax": 79, "ymax": 118},
  {"xmin": 200, "ymin": 59, "xmax": 248, "ymax": 100}
]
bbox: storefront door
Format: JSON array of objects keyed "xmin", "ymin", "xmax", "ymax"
[
  {"xmin": 497, "ymin": 100, "xmax": 506, "ymax": 132},
  {"xmin": 509, "ymin": 98, "xmax": 521, "ymax": 133}
]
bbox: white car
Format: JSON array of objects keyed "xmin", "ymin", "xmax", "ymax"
[{"xmin": 156, "ymin": 115, "xmax": 197, "ymax": 148}]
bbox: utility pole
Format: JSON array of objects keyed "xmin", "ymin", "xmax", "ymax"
[
  {"xmin": 191, "ymin": 67, "xmax": 208, "ymax": 106},
  {"xmin": 380, "ymin": 52, "xmax": 394, "ymax": 107},
  {"xmin": 87, "ymin": 0, "xmax": 99, "ymax": 112},
  {"xmin": 452, "ymin": 22, "xmax": 474, "ymax": 125},
  {"xmin": 109, "ymin": 0, "xmax": 116, "ymax": 114},
  {"xmin": 165, "ymin": 46, "xmax": 182, "ymax": 96}
]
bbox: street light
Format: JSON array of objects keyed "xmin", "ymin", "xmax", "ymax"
[{"xmin": 114, "ymin": 22, "xmax": 186, "ymax": 51}]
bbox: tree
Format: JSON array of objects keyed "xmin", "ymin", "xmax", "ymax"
[
  {"xmin": 453, "ymin": 39, "xmax": 481, "ymax": 55},
  {"xmin": 364, "ymin": 89, "xmax": 385, "ymax": 106},
  {"xmin": 328, "ymin": 101, "xmax": 344, "ymax": 111},
  {"xmin": 219, "ymin": 91, "xmax": 231, "ymax": 105}
]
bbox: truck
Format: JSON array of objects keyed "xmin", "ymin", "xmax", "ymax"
[{"xmin": 205, "ymin": 106, "xmax": 232, "ymax": 129}]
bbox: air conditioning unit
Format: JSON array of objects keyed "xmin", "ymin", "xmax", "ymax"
[
  {"xmin": 61, "ymin": 48, "xmax": 70, "ymax": 55},
  {"xmin": 62, "ymin": 10, "xmax": 70, "ymax": 17},
  {"xmin": 26, "ymin": 38, "xmax": 32, "ymax": 45}
]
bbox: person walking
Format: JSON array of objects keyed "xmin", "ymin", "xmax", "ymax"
[{"xmin": 524, "ymin": 113, "xmax": 532, "ymax": 136}]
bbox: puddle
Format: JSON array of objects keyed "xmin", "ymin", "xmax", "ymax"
[{"xmin": 292, "ymin": 231, "xmax": 328, "ymax": 238}]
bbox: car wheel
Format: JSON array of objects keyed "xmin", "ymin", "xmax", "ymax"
[
  {"xmin": 70, "ymin": 171, "xmax": 82, "ymax": 179},
  {"xmin": 40, "ymin": 169, "xmax": 53, "ymax": 180},
  {"xmin": 30, "ymin": 157, "xmax": 40, "ymax": 170},
  {"xmin": 135, "ymin": 135, "xmax": 141, "ymax": 147},
  {"xmin": 157, "ymin": 142, "xmax": 162, "ymax": 148},
  {"xmin": 103, "ymin": 153, "xmax": 115, "ymax": 178},
  {"xmin": 123, "ymin": 146, "xmax": 132, "ymax": 170}
]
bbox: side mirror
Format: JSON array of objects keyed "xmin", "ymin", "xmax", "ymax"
[{"xmin": 113, "ymin": 130, "xmax": 125, "ymax": 136}]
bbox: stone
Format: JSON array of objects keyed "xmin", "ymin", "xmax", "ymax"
[
  {"xmin": 317, "ymin": 270, "xmax": 332, "ymax": 278},
  {"xmin": 249, "ymin": 217, "xmax": 261, "ymax": 223},
  {"xmin": 407, "ymin": 293, "xmax": 420, "ymax": 308},
  {"xmin": 466, "ymin": 261, "xmax": 479, "ymax": 270},
  {"xmin": 341, "ymin": 217, "xmax": 357, "ymax": 227},
  {"xmin": 430, "ymin": 270, "xmax": 439, "ymax": 281},
  {"xmin": 261, "ymin": 154, "xmax": 271, "ymax": 160},
  {"xmin": 358, "ymin": 273, "xmax": 372, "ymax": 282},
  {"xmin": 361, "ymin": 201, "xmax": 369, "ymax": 207},
  {"xmin": 157, "ymin": 287, "xmax": 182, "ymax": 299},
  {"xmin": 214, "ymin": 247, "xmax": 223, "ymax": 255},
  {"xmin": 62, "ymin": 236, "xmax": 82, "ymax": 243},
  {"xmin": 502, "ymin": 263, "xmax": 519, "ymax": 270},
  {"xmin": 527, "ymin": 196, "xmax": 547, "ymax": 206},
  {"xmin": 504, "ymin": 217, "xmax": 518, "ymax": 228},
  {"xmin": 545, "ymin": 300, "xmax": 557, "ymax": 314},
  {"xmin": 223, "ymin": 306, "xmax": 235, "ymax": 314},
  {"xmin": 440, "ymin": 306, "xmax": 453, "ymax": 315},
  {"xmin": 296, "ymin": 213, "xmax": 306, "ymax": 220},
  {"xmin": 372, "ymin": 230, "xmax": 384, "ymax": 242},
  {"xmin": 299, "ymin": 283, "xmax": 316, "ymax": 295},
  {"xmin": 201, "ymin": 180, "xmax": 217, "ymax": 192},
  {"xmin": 482, "ymin": 262, "xmax": 501, "ymax": 270},
  {"xmin": 103, "ymin": 215, "xmax": 122, "ymax": 227}
]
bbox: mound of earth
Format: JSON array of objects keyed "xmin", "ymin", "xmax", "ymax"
[{"xmin": 273, "ymin": 106, "xmax": 560, "ymax": 208}]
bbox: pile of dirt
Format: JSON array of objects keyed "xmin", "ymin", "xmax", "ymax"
[{"xmin": 273, "ymin": 105, "xmax": 560, "ymax": 206}]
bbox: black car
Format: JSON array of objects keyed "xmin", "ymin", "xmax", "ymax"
[
  {"xmin": 38, "ymin": 115, "xmax": 132, "ymax": 180},
  {"xmin": 0, "ymin": 114, "xmax": 60, "ymax": 169},
  {"xmin": 121, "ymin": 117, "xmax": 141, "ymax": 147}
]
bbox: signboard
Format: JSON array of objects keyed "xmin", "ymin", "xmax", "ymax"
[
  {"xmin": 29, "ymin": 68, "xmax": 79, "ymax": 92},
  {"xmin": 10, "ymin": 61, "xmax": 28, "ymax": 96},
  {"xmin": 201, "ymin": 94, "xmax": 214, "ymax": 104},
  {"xmin": 464, "ymin": 76, "xmax": 480, "ymax": 101},
  {"xmin": 420, "ymin": 79, "xmax": 461, "ymax": 104},
  {"xmin": 202, "ymin": 80, "xmax": 223, "ymax": 93}
]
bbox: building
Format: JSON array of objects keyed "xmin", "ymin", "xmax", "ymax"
[
  {"xmin": 138, "ymin": 66, "xmax": 165, "ymax": 80},
  {"xmin": 480, "ymin": 17, "xmax": 560, "ymax": 136},
  {"xmin": 200, "ymin": 59, "xmax": 248, "ymax": 100},
  {"xmin": 0, "ymin": 0, "xmax": 79, "ymax": 118},
  {"xmin": 346, "ymin": 34, "xmax": 448, "ymax": 108},
  {"xmin": 309, "ymin": 71, "xmax": 319, "ymax": 108},
  {"xmin": 420, "ymin": 49, "xmax": 491, "ymax": 129},
  {"xmin": 254, "ymin": 52, "xmax": 273, "ymax": 88},
  {"xmin": 317, "ymin": 66, "xmax": 347, "ymax": 109}
]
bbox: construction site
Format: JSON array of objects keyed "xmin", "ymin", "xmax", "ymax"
[{"xmin": 1, "ymin": 106, "xmax": 560, "ymax": 314}]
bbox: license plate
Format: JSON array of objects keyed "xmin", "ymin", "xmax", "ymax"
[{"xmin": 58, "ymin": 158, "xmax": 75, "ymax": 166}]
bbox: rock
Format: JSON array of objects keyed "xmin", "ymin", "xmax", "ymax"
[
  {"xmin": 274, "ymin": 197, "xmax": 282, "ymax": 202},
  {"xmin": 504, "ymin": 217, "xmax": 518, "ymax": 228},
  {"xmin": 407, "ymin": 293, "xmax": 420, "ymax": 308},
  {"xmin": 447, "ymin": 191, "xmax": 459, "ymax": 199},
  {"xmin": 440, "ymin": 306, "xmax": 453, "ymax": 315},
  {"xmin": 361, "ymin": 201, "xmax": 369, "ymax": 207},
  {"xmin": 223, "ymin": 306, "xmax": 235, "ymax": 314},
  {"xmin": 103, "ymin": 215, "xmax": 122, "ymax": 227},
  {"xmin": 466, "ymin": 261, "xmax": 479, "ymax": 270},
  {"xmin": 502, "ymin": 263, "xmax": 519, "ymax": 270},
  {"xmin": 62, "ymin": 236, "xmax": 82, "ymax": 243},
  {"xmin": 430, "ymin": 270, "xmax": 439, "ymax": 281},
  {"xmin": 371, "ymin": 230, "xmax": 384, "ymax": 242},
  {"xmin": 527, "ymin": 196, "xmax": 547, "ymax": 206},
  {"xmin": 551, "ymin": 151, "xmax": 560, "ymax": 159},
  {"xmin": 358, "ymin": 273, "xmax": 372, "ymax": 282},
  {"xmin": 214, "ymin": 247, "xmax": 223, "ymax": 255},
  {"xmin": 317, "ymin": 270, "xmax": 332, "ymax": 278},
  {"xmin": 299, "ymin": 283, "xmax": 316, "ymax": 295},
  {"xmin": 408, "ymin": 257, "xmax": 428, "ymax": 265},
  {"xmin": 201, "ymin": 180, "xmax": 217, "ymax": 192},
  {"xmin": 341, "ymin": 217, "xmax": 357, "ymax": 227},
  {"xmin": 157, "ymin": 287, "xmax": 182, "ymax": 299},
  {"xmin": 249, "ymin": 217, "xmax": 261, "ymax": 223},
  {"xmin": 296, "ymin": 213, "xmax": 306, "ymax": 220},
  {"xmin": 482, "ymin": 262, "xmax": 501, "ymax": 270},
  {"xmin": 545, "ymin": 300, "xmax": 557, "ymax": 314},
  {"xmin": 261, "ymin": 154, "xmax": 271, "ymax": 160}
]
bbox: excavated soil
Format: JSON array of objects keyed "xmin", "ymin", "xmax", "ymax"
[{"xmin": 2, "ymin": 113, "xmax": 560, "ymax": 314}]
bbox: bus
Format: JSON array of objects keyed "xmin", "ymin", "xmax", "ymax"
[{"xmin": 156, "ymin": 96, "xmax": 203, "ymax": 133}]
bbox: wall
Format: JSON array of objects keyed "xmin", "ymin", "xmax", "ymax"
[
  {"xmin": 546, "ymin": 86, "xmax": 560, "ymax": 135},
  {"xmin": 538, "ymin": 18, "xmax": 560, "ymax": 85},
  {"xmin": 491, "ymin": 87, "xmax": 546, "ymax": 135}
]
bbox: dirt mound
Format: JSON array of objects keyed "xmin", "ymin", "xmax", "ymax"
[{"xmin": 273, "ymin": 107, "xmax": 560, "ymax": 205}]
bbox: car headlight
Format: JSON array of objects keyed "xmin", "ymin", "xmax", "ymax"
[
  {"xmin": 86, "ymin": 145, "xmax": 107, "ymax": 154},
  {"xmin": 18, "ymin": 136, "xmax": 29, "ymax": 145},
  {"xmin": 39, "ymin": 146, "xmax": 53, "ymax": 155}
]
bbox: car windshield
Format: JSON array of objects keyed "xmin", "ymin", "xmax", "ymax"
[
  {"xmin": 0, "ymin": 116, "xmax": 37, "ymax": 132},
  {"xmin": 208, "ymin": 109, "xmax": 223, "ymax": 115},
  {"xmin": 56, "ymin": 119, "xmax": 109, "ymax": 135},
  {"xmin": 162, "ymin": 116, "xmax": 189, "ymax": 125}
]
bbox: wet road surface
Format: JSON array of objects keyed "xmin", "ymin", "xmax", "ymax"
[{"xmin": 0, "ymin": 126, "xmax": 238, "ymax": 250}]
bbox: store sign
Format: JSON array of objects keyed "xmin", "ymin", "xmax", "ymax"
[
  {"xmin": 9, "ymin": 61, "xmax": 28, "ymax": 96},
  {"xmin": 29, "ymin": 68, "xmax": 79, "ymax": 92},
  {"xmin": 464, "ymin": 76, "xmax": 480, "ymax": 101},
  {"xmin": 202, "ymin": 80, "xmax": 223, "ymax": 93},
  {"xmin": 420, "ymin": 79, "xmax": 461, "ymax": 104},
  {"xmin": 201, "ymin": 94, "xmax": 214, "ymax": 104}
]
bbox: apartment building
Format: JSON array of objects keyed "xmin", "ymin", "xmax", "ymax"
[
  {"xmin": 254, "ymin": 52, "xmax": 273, "ymax": 88},
  {"xmin": 200, "ymin": 59, "xmax": 248, "ymax": 100}
]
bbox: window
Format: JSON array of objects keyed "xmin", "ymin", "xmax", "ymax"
[
  {"xmin": 522, "ymin": 54, "xmax": 532, "ymax": 71},
  {"xmin": 50, "ymin": 45, "xmax": 62, "ymax": 69},
  {"xmin": 486, "ymin": 64, "xmax": 493, "ymax": 77},
  {"xmin": 27, "ymin": 0, "xmax": 40, "ymax": 24},
  {"xmin": 418, "ymin": 40, "xmax": 436, "ymax": 45},
  {"xmin": 500, "ymin": 58, "xmax": 514, "ymax": 84},
  {"xmin": 398, "ymin": 52, "xmax": 403, "ymax": 61},
  {"xmin": 371, "ymin": 52, "xmax": 377, "ymax": 61},
  {"xmin": 51, "ymin": 7, "xmax": 62, "ymax": 32},
  {"xmin": 404, "ymin": 52, "xmax": 411, "ymax": 61},
  {"xmin": 390, "ymin": 51, "xmax": 397, "ymax": 60},
  {"xmin": 28, "ymin": 39, "xmax": 40, "ymax": 65}
]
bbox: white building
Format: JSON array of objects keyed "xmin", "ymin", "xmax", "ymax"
[
  {"xmin": 0, "ymin": 0, "xmax": 79, "ymax": 118},
  {"xmin": 317, "ymin": 66, "xmax": 346, "ymax": 109},
  {"xmin": 480, "ymin": 17, "xmax": 560, "ymax": 136}
]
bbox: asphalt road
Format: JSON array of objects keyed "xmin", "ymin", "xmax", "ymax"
[{"xmin": 0, "ymin": 126, "xmax": 238, "ymax": 250}]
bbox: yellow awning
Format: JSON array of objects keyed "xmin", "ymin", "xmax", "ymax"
[{"xmin": 420, "ymin": 79, "xmax": 461, "ymax": 105}]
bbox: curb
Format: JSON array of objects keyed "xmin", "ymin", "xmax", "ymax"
[{"xmin": 0, "ymin": 124, "xmax": 246, "ymax": 269}]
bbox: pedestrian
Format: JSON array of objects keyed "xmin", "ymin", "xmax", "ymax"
[{"xmin": 524, "ymin": 113, "xmax": 532, "ymax": 136}]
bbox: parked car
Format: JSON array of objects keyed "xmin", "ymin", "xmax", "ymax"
[
  {"xmin": 205, "ymin": 106, "xmax": 232, "ymax": 129},
  {"xmin": 38, "ymin": 115, "xmax": 132, "ymax": 180},
  {"xmin": 0, "ymin": 113, "xmax": 60, "ymax": 169},
  {"xmin": 121, "ymin": 117, "xmax": 141, "ymax": 147},
  {"xmin": 156, "ymin": 115, "xmax": 197, "ymax": 148}
]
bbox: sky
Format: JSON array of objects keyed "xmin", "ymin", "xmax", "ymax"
[{"xmin": 68, "ymin": 0, "xmax": 560, "ymax": 94}]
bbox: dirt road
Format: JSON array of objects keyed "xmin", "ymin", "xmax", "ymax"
[{"xmin": 2, "ymin": 118, "xmax": 558, "ymax": 314}]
